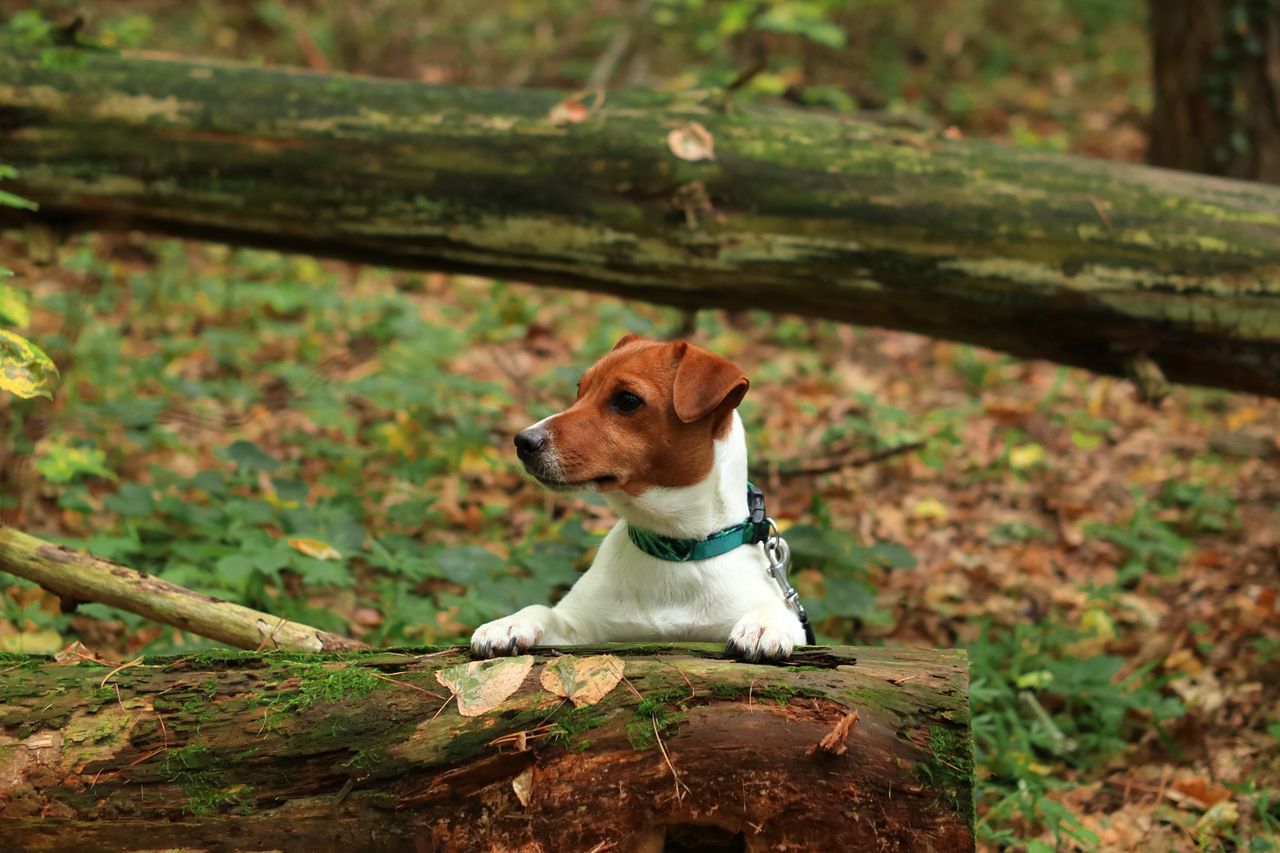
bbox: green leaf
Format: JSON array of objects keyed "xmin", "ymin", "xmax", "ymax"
[
  {"xmin": 0, "ymin": 188, "xmax": 37, "ymax": 211},
  {"xmin": 35, "ymin": 441, "xmax": 114, "ymax": 484},
  {"xmin": 103, "ymin": 483, "xmax": 156, "ymax": 517},
  {"xmin": 213, "ymin": 555, "xmax": 261, "ymax": 591},
  {"xmin": 0, "ymin": 281, "xmax": 31, "ymax": 327},
  {"xmin": 433, "ymin": 545, "xmax": 505, "ymax": 584},
  {"xmin": 756, "ymin": 4, "xmax": 847, "ymax": 49},
  {"xmin": 289, "ymin": 554, "xmax": 354, "ymax": 587},
  {"xmin": 192, "ymin": 470, "xmax": 228, "ymax": 496},
  {"xmin": 226, "ymin": 440, "xmax": 279, "ymax": 473},
  {"xmin": 852, "ymin": 541, "xmax": 917, "ymax": 570},
  {"xmin": 0, "ymin": 328, "xmax": 58, "ymax": 399}
]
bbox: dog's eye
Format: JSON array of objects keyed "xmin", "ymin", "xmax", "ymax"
[{"xmin": 611, "ymin": 391, "xmax": 644, "ymax": 414}]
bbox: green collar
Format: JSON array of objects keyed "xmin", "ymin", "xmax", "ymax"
[{"xmin": 626, "ymin": 484, "xmax": 770, "ymax": 562}]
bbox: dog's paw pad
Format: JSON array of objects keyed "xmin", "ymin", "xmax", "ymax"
[
  {"xmin": 470, "ymin": 618, "xmax": 544, "ymax": 659},
  {"xmin": 725, "ymin": 617, "xmax": 794, "ymax": 663}
]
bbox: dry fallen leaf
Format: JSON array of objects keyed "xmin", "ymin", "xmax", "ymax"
[
  {"xmin": 1170, "ymin": 777, "xmax": 1232, "ymax": 810},
  {"xmin": 512, "ymin": 766, "xmax": 535, "ymax": 807},
  {"xmin": 54, "ymin": 640, "xmax": 106, "ymax": 664},
  {"xmin": 667, "ymin": 122, "xmax": 715, "ymax": 161},
  {"xmin": 912, "ymin": 498, "xmax": 949, "ymax": 521},
  {"xmin": 288, "ymin": 537, "xmax": 341, "ymax": 561},
  {"xmin": 435, "ymin": 656, "xmax": 534, "ymax": 717},
  {"xmin": 540, "ymin": 654, "xmax": 625, "ymax": 708},
  {"xmin": 548, "ymin": 98, "xmax": 589, "ymax": 125},
  {"xmin": 1009, "ymin": 443, "xmax": 1044, "ymax": 470}
]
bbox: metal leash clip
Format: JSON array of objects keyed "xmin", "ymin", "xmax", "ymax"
[{"xmin": 764, "ymin": 519, "xmax": 816, "ymax": 645}]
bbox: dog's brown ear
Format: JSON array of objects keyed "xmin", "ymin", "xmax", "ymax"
[
  {"xmin": 672, "ymin": 341, "xmax": 749, "ymax": 424},
  {"xmin": 612, "ymin": 333, "xmax": 643, "ymax": 351}
]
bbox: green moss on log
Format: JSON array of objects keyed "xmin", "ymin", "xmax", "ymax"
[
  {"xmin": 0, "ymin": 50, "xmax": 1277, "ymax": 396},
  {"xmin": 0, "ymin": 644, "xmax": 975, "ymax": 851}
]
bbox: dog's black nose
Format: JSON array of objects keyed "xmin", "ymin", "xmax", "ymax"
[{"xmin": 514, "ymin": 426, "xmax": 548, "ymax": 461}]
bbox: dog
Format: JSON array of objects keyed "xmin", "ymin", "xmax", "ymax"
[{"xmin": 470, "ymin": 335, "xmax": 807, "ymax": 662}]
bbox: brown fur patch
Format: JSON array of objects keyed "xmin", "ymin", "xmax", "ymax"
[{"xmin": 544, "ymin": 339, "xmax": 749, "ymax": 495}]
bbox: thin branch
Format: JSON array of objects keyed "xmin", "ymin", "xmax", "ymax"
[
  {"xmin": 0, "ymin": 526, "xmax": 365, "ymax": 653},
  {"xmin": 769, "ymin": 440, "xmax": 926, "ymax": 478},
  {"xmin": 652, "ymin": 715, "xmax": 690, "ymax": 801},
  {"xmin": 100, "ymin": 656, "xmax": 144, "ymax": 688}
]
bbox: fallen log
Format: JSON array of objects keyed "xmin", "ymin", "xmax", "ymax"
[
  {"xmin": 0, "ymin": 643, "xmax": 973, "ymax": 852},
  {"xmin": 0, "ymin": 49, "xmax": 1277, "ymax": 397}
]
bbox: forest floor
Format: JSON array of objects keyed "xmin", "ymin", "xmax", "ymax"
[{"xmin": 2, "ymin": 2, "xmax": 1279, "ymax": 849}]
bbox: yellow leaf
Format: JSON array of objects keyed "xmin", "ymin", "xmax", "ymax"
[
  {"xmin": 539, "ymin": 654, "xmax": 625, "ymax": 708},
  {"xmin": 912, "ymin": 498, "xmax": 949, "ymax": 521},
  {"xmin": 1009, "ymin": 443, "xmax": 1044, "ymax": 469},
  {"xmin": 1, "ymin": 629, "xmax": 63, "ymax": 654},
  {"xmin": 1193, "ymin": 801, "xmax": 1239, "ymax": 838},
  {"xmin": 1226, "ymin": 407, "xmax": 1259, "ymax": 431},
  {"xmin": 460, "ymin": 446, "xmax": 502, "ymax": 475},
  {"xmin": 0, "ymin": 328, "xmax": 58, "ymax": 400},
  {"xmin": 1080, "ymin": 607, "xmax": 1115, "ymax": 640},
  {"xmin": 287, "ymin": 538, "xmax": 341, "ymax": 561},
  {"xmin": 435, "ymin": 656, "xmax": 534, "ymax": 717},
  {"xmin": 0, "ymin": 281, "xmax": 30, "ymax": 327},
  {"xmin": 1015, "ymin": 670, "xmax": 1054, "ymax": 689}
]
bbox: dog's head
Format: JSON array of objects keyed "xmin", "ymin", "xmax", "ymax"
[{"xmin": 514, "ymin": 336, "xmax": 749, "ymax": 496}]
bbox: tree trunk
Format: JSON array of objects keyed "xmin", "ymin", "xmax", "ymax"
[
  {"xmin": 1148, "ymin": 0, "xmax": 1280, "ymax": 183},
  {"xmin": 1, "ymin": 49, "xmax": 1278, "ymax": 397},
  {"xmin": 0, "ymin": 644, "xmax": 973, "ymax": 852}
]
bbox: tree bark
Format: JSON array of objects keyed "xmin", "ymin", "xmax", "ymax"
[
  {"xmin": 0, "ymin": 644, "xmax": 974, "ymax": 852},
  {"xmin": 1, "ymin": 49, "xmax": 1278, "ymax": 397},
  {"xmin": 1148, "ymin": 0, "xmax": 1280, "ymax": 183}
]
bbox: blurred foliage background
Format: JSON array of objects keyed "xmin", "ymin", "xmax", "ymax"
[{"xmin": 1, "ymin": 2, "xmax": 1278, "ymax": 850}]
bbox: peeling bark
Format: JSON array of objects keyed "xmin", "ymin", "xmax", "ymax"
[
  {"xmin": 0, "ymin": 50, "xmax": 1277, "ymax": 397},
  {"xmin": 0, "ymin": 644, "xmax": 973, "ymax": 852}
]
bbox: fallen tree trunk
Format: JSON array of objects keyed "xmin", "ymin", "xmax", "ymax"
[
  {"xmin": 0, "ymin": 644, "xmax": 973, "ymax": 852},
  {"xmin": 0, "ymin": 50, "xmax": 1277, "ymax": 397}
]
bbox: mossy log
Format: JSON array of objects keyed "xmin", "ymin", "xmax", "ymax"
[
  {"xmin": 0, "ymin": 50, "xmax": 1278, "ymax": 397},
  {"xmin": 0, "ymin": 644, "xmax": 973, "ymax": 852}
]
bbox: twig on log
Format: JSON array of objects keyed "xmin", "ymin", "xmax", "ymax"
[
  {"xmin": 807, "ymin": 710, "xmax": 860, "ymax": 757},
  {"xmin": 0, "ymin": 526, "xmax": 365, "ymax": 652}
]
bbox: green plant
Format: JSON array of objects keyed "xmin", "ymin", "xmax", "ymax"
[
  {"xmin": 0, "ymin": 166, "xmax": 57, "ymax": 401},
  {"xmin": 783, "ymin": 522, "xmax": 913, "ymax": 636},
  {"xmin": 968, "ymin": 614, "xmax": 1184, "ymax": 846},
  {"xmin": 1085, "ymin": 487, "xmax": 1192, "ymax": 584}
]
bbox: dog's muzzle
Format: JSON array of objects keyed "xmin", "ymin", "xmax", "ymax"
[{"xmin": 514, "ymin": 425, "xmax": 549, "ymax": 464}]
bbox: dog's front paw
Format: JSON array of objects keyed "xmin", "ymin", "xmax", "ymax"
[
  {"xmin": 726, "ymin": 609, "xmax": 798, "ymax": 663},
  {"xmin": 470, "ymin": 609, "xmax": 547, "ymax": 658}
]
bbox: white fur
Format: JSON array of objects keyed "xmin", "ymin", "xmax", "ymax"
[{"xmin": 471, "ymin": 413, "xmax": 806, "ymax": 660}]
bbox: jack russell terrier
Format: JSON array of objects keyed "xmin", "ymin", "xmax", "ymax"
[{"xmin": 471, "ymin": 335, "xmax": 810, "ymax": 662}]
